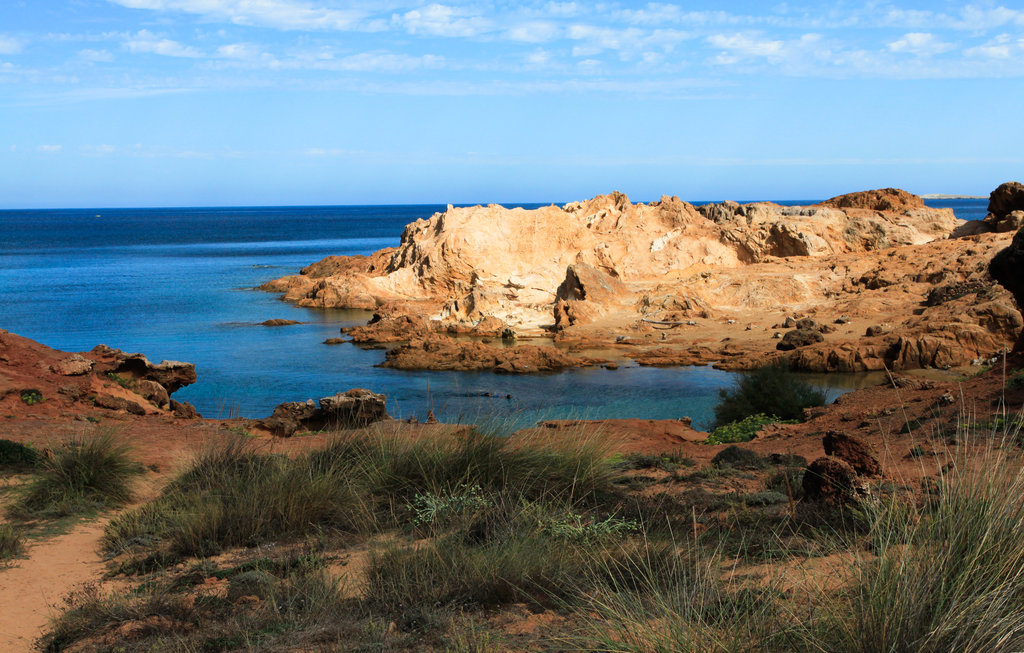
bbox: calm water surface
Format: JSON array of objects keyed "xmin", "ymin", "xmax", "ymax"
[{"xmin": 0, "ymin": 199, "xmax": 985, "ymax": 431}]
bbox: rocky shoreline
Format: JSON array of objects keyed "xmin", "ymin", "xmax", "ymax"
[{"xmin": 262, "ymin": 183, "xmax": 1024, "ymax": 374}]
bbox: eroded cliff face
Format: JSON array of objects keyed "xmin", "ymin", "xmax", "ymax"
[
  {"xmin": 262, "ymin": 187, "xmax": 1022, "ymax": 373},
  {"xmin": 263, "ymin": 189, "xmax": 959, "ymax": 330}
]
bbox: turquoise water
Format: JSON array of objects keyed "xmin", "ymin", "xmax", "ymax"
[{"xmin": 0, "ymin": 199, "xmax": 987, "ymax": 430}]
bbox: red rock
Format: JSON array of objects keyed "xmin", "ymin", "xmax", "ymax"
[
  {"xmin": 802, "ymin": 456, "xmax": 863, "ymax": 506},
  {"xmin": 822, "ymin": 431, "xmax": 881, "ymax": 476}
]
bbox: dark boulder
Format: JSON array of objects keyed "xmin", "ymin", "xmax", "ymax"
[
  {"xmin": 777, "ymin": 328, "xmax": 825, "ymax": 351},
  {"xmin": 822, "ymin": 431, "xmax": 881, "ymax": 476},
  {"xmin": 802, "ymin": 456, "xmax": 863, "ymax": 506}
]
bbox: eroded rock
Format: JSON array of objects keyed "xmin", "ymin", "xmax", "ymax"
[
  {"xmin": 257, "ymin": 389, "xmax": 389, "ymax": 437},
  {"xmin": 822, "ymin": 431, "xmax": 881, "ymax": 476},
  {"xmin": 50, "ymin": 354, "xmax": 93, "ymax": 376},
  {"xmin": 802, "ymin": 456, "xmax": 864, "ymax": 506}
]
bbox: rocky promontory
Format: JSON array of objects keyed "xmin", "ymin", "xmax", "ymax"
[{"xmin": 264, "ymin": 187, "xmax": 1023, "ymax": 373}]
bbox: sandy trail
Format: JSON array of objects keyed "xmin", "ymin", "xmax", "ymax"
[{"xmin": 0, "ymin": 518, "xmax": 109, "ymax": 651}]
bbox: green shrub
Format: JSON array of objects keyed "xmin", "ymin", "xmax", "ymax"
[
  {"xmin": 8, "ymin": 432, "xmax": 139, "ymax": 519},
  {"xmin": 408, "ymin": 483, "xmax": 493, "ymax": 528},
  {"xmin": 0, "ymin": 523, "xmax": 24, "ymax": 560},
  {"xmin": 0, "ymin": 439, "xmax": 39, "ymax": 467},
  {"xmin": 712, "ymin": 365, "xmax": 826, "ymax": 428},
  {"xmin": 19, "ymin": 389, "xmax": 43, "ymax": 406},
  {"xmin": 542, "ymin": 513, "xmax": 638, "ymax": 543},
  {"xmin": 105, "ymin": 372, "xmax": 136, "ymax": 390},
  {"xmin": 705, "ymin": 413, "xmax": 796, "ymax": 444}
]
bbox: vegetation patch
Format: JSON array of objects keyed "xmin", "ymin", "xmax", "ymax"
[
  {"xmin": 0, "ymin": 438, "xmax": 39, "ymax": 468},
  {"xmin": 7, "ymin": 432, "xmax": 139, "ymax": 519},
  {"xmin": 0, "ymin": 523, "xmax": 24, "ymax": 561},
  {"xmin": 713, "ymin": 365, "xmax": 826, "ymax": 428},
  {"xmin": 19, "ymin": 389, "xmax": 43, "ymax": 406}
]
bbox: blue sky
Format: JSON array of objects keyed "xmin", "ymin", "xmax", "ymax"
[{"xmin": 1, "ymin": 0, "xmax": 1023, "ymax": 207}]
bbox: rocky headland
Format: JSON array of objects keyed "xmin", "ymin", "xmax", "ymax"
[{"xmin": 263, "ymin": 184, "xmax": 1024, "ymax": 373}]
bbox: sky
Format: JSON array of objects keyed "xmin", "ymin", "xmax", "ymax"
[{"xmin": 1, "ymin": 1, "xmax": 1023, "ymax": 207}]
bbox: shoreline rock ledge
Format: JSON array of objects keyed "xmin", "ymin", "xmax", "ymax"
[{"xmin": 262, "ymin": 187, "xmax": 1023, "ymax": 373}]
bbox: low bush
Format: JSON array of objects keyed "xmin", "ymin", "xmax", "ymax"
[
  {"xmin": 0, "ymin": 523, "xmax": 24, "ymax": 560},
  {"xmin": 705, "ymin": 413, "xmax": 796, "ymax": 445},
  {"xmin": 8, "ymin": 432, "xmax": 139, "ymax": 519},
  {"xmin": 713, "ymin": 365, "xmax": 826, "ymax": 428},
  {"xmin": 0, "ymin": 439, "xmax": 39, "ymax": 467}
]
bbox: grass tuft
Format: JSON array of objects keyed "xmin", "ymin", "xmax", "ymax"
[
  {"xmin": 8, "ymin": 431, "xmax": 139, "ymax": 519},
  {"xmin": 0, "ymin": 523, "xmax": 24, "ymax": 561}
]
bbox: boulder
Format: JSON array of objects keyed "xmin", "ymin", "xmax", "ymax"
[
  {"xmin": 93, "ymin": 393, "xmax": 147, "ymax": 415},
  {"xmin": 50, "ymin": 354, "xmax": 93, "ymax": 376},
  {"xmin": 777, "ymin": 328, "xmax": 825, "ymax": 351},
  {"xmin": 987, "ymin": 182, "xmax": 1024, "ymax": 221},
  {"xmin": 802, "ymin": 456, "xmax": 864, "ymax": 506},
  {"xmin": 136, "ymin": 379, "xmax": 169, "ymax": 409},
  {"xmin": 822, "ymin": 431, "xmax": 881, "ymax": 476},
  {"xmin": 259, "ymin": 319, "xmax": 304, "ymax": 326},
  {"xmin": 169, "ymin": 399, "xmax": 200, "ymax": 419},
  {"xmin": 258, "ymin": 399, "xmax": 319, "ymax": 437},
  {"xmin": 257, "ymin": 389, "xmax": 389, "ymax": 437},
  {"xmin": 991, "ymin": 227, "xmax": 1024, "ymax": 310},
  {"xmin": 319, "ymin": 389, "xmax": 388, "ymax": 429}
]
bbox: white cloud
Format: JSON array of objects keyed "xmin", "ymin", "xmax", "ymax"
[
  {"xmin": 708, "ymin": 33, "xmax": 785, "ymax": 59},
  {"xmin": 883, "ymin": 5, "xmax": 1024, "ymax": 30},
  {"xmin": 79, "ymin": 49, "xmax": 115, "ymax": 62},
  {"xmin": 394, "ymin": 4, "xmax": 492, "ymax": 38},
  {"xmin": 965, "ymin": 33, "xmax": 1024, "ymax": 59},
  {"xmin": 215, "ymin": 42, "xmax": 264, "ymax": 59},
  {"xmin": 566, "ymin": 24, "xmax": 691, "ymax": 60},
  {"xmin": 125, "ymin": 30, "xmax": 203, "ymax": 57},
  {"xmin": 888, "ymin": 32, "xmax": 954, "ymax": 56},
  {"xmin": 108, "ymin": 0, "xmax": 368, "ymax": 31},
  {"xmin": 505, "ymin": 21, "xmax": 560, "ymax": 43},
  {"xmin": 333, "ymin": 52, "xmax": 444, "ymax": 72},
  {"xmin": 82, "ymin": 144, "xmax": 116, "ymax": 155},
  {"xmin": 37, "ymin": 145, "xmax": 62, "ymax": 153},
  {"xmin": 0, "ymin": 36, "xmax": 23, "ymax": 55}
]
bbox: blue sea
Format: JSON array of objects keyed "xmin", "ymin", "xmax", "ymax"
[{"xmin": 0, "ymin": 198, "xmax": 988, "ymax": 431}]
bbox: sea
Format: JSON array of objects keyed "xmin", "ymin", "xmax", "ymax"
[{"xmin": 0, "ymin": 198, "xmax": 989, "ymax": 432}]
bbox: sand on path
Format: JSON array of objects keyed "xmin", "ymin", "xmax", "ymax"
[{"xmin": 0, "ymin": 518, "xmax": 109, "ymax": 651}]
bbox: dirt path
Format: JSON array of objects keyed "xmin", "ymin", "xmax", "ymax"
[{"xmin": 0, "ymin": 518, "xmax": 109, "ymax": 651}]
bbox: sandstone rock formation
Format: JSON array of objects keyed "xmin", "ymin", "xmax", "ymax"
[
  {"xmin": 380, "ymin": 335, "xmax": 602, "ymax": 373},
  {"xmin": 256, "ymin": 389, "xmax": 389, "ymax": 436},
  {"xmin": 265, "ymin": 187, "xmax": 1022, "ymax": 373},
  {"xmin": 0, "ymin": 330, "xmax": 198, "ymax": 420},
  {"xmin": 984, "ymin": 182, "xmax": 1024, "ymax": 232}
]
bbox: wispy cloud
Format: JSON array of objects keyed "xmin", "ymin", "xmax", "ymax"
[
  {"xmin": 0, "ymin": 35, "xmax": 24, "ymax": 55},
  {"xmin": 36, "ymin": 144, "xmax": 62, "ymax": 153},
  {"xmin": 125, "ymin": 30, "xmax": 203, "ymax": 57},
  {"xmin": 79, "ymin": 48, "xmax": 115, "ymax": 62},
  {"xmin": 888, "ymin": 32, "xmax": 954, "ymax": 56},
  {"xmin": 108, "ymin": 0, "xmax": 370, "ymax": 31},
  {"xmin": 393, "ymin": 4, "xmax": 492, "ymax": 38}
]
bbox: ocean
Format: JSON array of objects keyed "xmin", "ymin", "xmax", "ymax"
[{"xmin": 0, "ymin": 199, "xmax": 989, "ymax": 431}]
